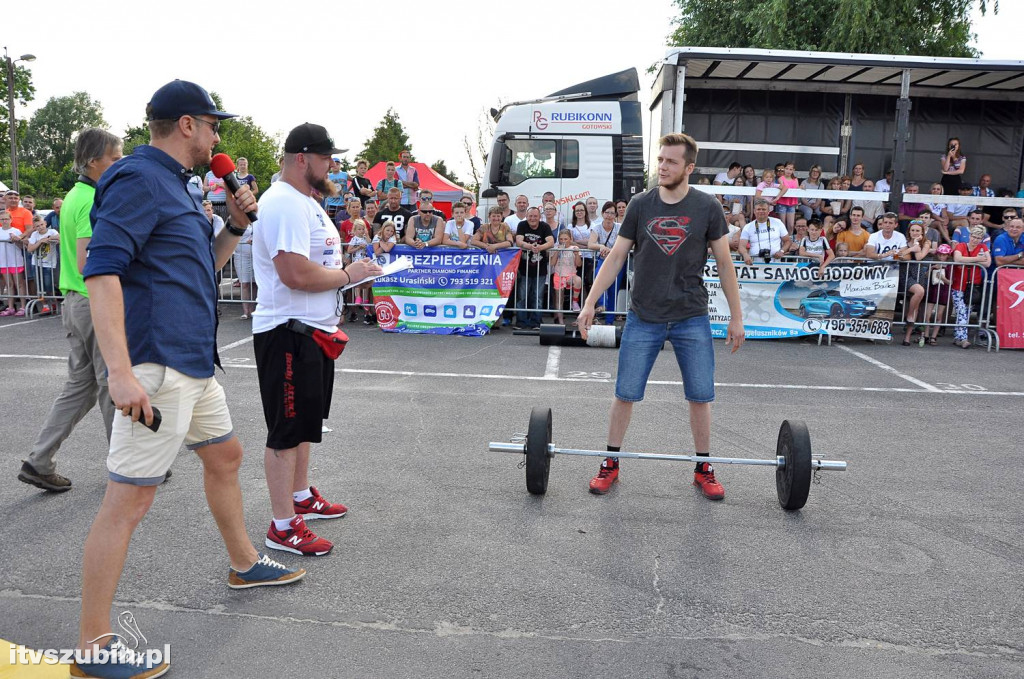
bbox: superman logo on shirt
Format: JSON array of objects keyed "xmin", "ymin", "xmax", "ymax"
[{"xmin": 647, "ymin": 217, "xmax": 689, "ymax": 255}]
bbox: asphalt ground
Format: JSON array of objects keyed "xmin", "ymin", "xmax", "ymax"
[{"xmin": 1, "ymin": 310, "xmax": 1022, "ymax": 678}]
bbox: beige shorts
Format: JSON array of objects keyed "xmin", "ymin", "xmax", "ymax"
[{"xmin": 107, "ymin": 363, "xmax": 234, "ymax": 485}]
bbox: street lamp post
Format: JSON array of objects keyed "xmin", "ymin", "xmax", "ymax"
[{"xmin": 4, "ymin": 47, "xmax": 36, "ymax": 192}]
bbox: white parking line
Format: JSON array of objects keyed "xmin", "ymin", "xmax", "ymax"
[
  {"xmin": 543, "ymin": 346, "xmax": 561, "ymax": 379},
  {"xmin": 218, "ymin": 336, "xmax": 254, "ymax": 352},
  {"xmin": 836, "ymin": 345, "xmax": 942, "ymax": 392},
  {"xmin": 0, "ymin": 318, "xmax": 50, "ymax": 329},
  {"xmin": 4, "ymin": 354, "xmax": 1023, "ymax": 396}
]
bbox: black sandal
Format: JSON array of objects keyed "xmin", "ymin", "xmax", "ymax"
[{"xmin": 902, "ymin": 340, "xmax": 911, "ymax": 346}]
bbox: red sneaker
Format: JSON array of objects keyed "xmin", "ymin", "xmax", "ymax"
[
  {"xmin": 588, "ymin": 459, "xmax": 619, "ymax": 494},
  {"xmin": 693, "ymin": 462, "xmax": 725, "ymax": 500},
  {"xmin": 294, "ymin": 486, "xmax": 348, "ymax": 520},
  {"xmin": 265, "ymin": 515, "xmax": 333, "ymax": 556}
]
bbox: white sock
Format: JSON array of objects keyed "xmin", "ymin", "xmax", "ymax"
[
  {"xmin": 273, "ymin": 517, "xmax": 295, "ymax": 532},
  {"xmin": 293, "ymin": 488, "xmax": 313, "ymax": 502}
]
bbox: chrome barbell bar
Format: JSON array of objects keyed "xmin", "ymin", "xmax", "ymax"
[{"xmin": 488, "ymin": 441, "xmax": 847, "ymax": 471}]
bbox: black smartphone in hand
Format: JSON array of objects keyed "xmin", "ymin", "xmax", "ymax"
[{"xmin": 142, "ymin": 407, "xmax": 162, "ymax": 433}]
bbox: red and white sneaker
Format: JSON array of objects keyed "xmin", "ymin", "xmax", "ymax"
[
  {"xmin": 693, "ymin": 462, "xmax": 725, "ymax": 501},
  {"xmin": 294, "ymin": 486, "xmax": 348, "ymax": 520},
  {"xmin": 588, "ymin": 459, "xmax": 619, "ymax": 494},
  {"xmin": 265, "ymin": 515, "xmax": 333, "ymax": 556}
]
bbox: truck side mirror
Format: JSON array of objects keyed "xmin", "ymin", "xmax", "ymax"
[{"xmin": 481, "ymin": 188, "xmax": 499, "ymax": 198}]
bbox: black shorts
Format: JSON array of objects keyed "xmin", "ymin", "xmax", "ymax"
[{"xmin": 254, "ymin": 324, "xmax": 334, "ymax": 450}]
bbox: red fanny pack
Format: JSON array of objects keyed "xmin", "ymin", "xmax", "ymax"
[{"xmin": 285, "ymin": 320, "xmax": 348, "ymax": 360}]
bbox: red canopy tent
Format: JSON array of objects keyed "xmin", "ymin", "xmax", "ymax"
[{"xmin": 364, "ymin": 162, "xmax": 468, "ymax": 219}]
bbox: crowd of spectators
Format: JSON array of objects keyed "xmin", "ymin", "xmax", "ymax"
[{"xmin": 5, "ymin": 142, "xmax": 1024, "ymax": 341}]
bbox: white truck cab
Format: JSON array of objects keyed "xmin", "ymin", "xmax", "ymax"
[{"xmin": 479, "ymin": 68, "xmax": 645, "ymax": 223}]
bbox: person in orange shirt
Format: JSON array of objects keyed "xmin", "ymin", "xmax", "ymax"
[{"xmin": 4, "ymin": 190, "xmax": 34, "ymax": 232}]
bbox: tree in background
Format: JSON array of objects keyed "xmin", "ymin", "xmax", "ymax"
[
  {"xmin": 23, "ymin": 92, "xmax": 106, "ymax": 173},
  {"xmin": 16, "ymin": 92, "xmax": 105, "ymax": 198},
  {"xmin": 668, "ymin": 0, "xmax": 997, "ymax": 58},
  {"xmin": 0, "ymin": 61, "xmax": 36, "ymax": 184},
  {"xmin": 360, "ymin": 108, "xmax": 412, "ymax": 166},
  {"xmin": 430, "ymin": 159, "xmax": 461, "ymax": 187},
  {"xmin": 122, "ymin": 122, "xmax": 150, "ymax": 156},
  {"xmin": 216, "ymin": 114, "xmax": 280, "ymax": 193}
]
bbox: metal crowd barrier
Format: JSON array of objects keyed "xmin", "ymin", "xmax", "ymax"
[
  {"xmin": 504, "ymin": 246, "xmax": 632, "ymax": 325},
  {"xmin": 0, "ymin": 241, "xmax": 62, "ymax": 319}
]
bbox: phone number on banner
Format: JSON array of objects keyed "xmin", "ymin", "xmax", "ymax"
[{"xmin": 808, "ymin": 317, "xmax": 892, "ymax": 339}]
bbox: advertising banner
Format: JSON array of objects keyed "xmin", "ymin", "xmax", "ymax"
[
  {"xmin": 996, "ymin": 267, "xmax": 1024, "ymax": 349},
  {"xmin": 372, "ymin": 246, "xmax": 521, "ymax": 336},
  {"xmin": 703, "ymin": 260, "xmax": 899, "ymax": 340}
]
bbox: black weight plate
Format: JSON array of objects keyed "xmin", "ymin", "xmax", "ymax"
[
  {"xmin": 776, "ymin": 420, "xmax": 812, "ymax": 510},
  {"xmin": 539, "ymin": 324, "xmax": 566, "ymax": 346},
  {"xmin": 525, "ymin": 407, "xmax": 552, "ymax": 495}
]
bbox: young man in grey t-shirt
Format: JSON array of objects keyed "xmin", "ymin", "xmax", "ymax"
[{"xmin": 578, "ymin": 133, "xmax": 745, "ymax": 500}]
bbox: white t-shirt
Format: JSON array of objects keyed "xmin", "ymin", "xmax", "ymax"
[
  {"xmin": 590, "ymin": 221, "xmax": 620, "ymax": 249},
  {"xmin": 252, "ymin": 181, "xmax": 344, "ymax": 333},
  {"xmin": 568, "ymin": 223, "xmax": 593, "ymax": 258},
  {"xmin": 444, "ymin": 220, "xmax": 474, "ymax": 242},
  {"xmin": 800, "ymin": 235, "xmax": 832, "ymax": 257},
  {"xmin": 713, "ymin": 172, "xmax": 733, "ymax": 185},
  {"xmin": 740, "ymin": 217, "xmax": 787, "ymax": 254},
  {"xmin": 0, "ymin": 227, "xmax": 25, "ymax": 268},
  {"xmin": 867, "ymin": 230, "xmax": 907, "ymax": 259},
  {"xmin": 947, "ymin": 202, "xmax": 973, "ymax": 217},
  {"xmin": 28, "ymin": 229, "xmax": 60, "ymax": 267},
  {"xmin": 504, "ymin": 214, "xmax": 527, "ymax": 230},
  {"xmin": 874, "ymin": 178, "xmax": 890, "ymax": 193}
]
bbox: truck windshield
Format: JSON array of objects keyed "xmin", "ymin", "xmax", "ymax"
[{"xmin": 491, "ymin": 138, "xmax": 579, "ymax": 186}]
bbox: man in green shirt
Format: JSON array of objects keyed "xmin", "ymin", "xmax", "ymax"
[{"xmin": 18, "ymin": 128, "xmax": 123, "ymax": 492}]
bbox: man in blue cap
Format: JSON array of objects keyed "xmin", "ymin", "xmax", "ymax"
[{"xmin": 70, "ymin": 81, "xmax": 305, "ymax": 679}]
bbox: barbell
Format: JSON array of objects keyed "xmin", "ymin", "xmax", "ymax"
[
  {"xmin": 489, "ymin": 407, "xmax": 848, "ymax": 510},
  {"xmin": 512, "ymin": 323, "xmax": 622, "ymax": 348}
]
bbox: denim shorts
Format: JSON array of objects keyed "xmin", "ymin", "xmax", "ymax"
[
  {"xmin": 774, "ymin": 204, "xmax": 796, "ymax": 214},
  {"xmin": 614, "ymin": 311, "xmax": 715, "ymax": 403}
]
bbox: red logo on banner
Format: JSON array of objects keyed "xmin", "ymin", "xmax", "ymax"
[
  {"xmin": 997, "ymin": 268, "xmax": 1024, "ymax": 349},
  {"xmin": 498, "ymin": 251, "xmax": 521, "ymax": 298},
  {"xmin": 374, "ymin": 297, "xmax": 401, "ymax": 330}
]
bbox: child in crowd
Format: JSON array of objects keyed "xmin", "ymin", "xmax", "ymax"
[
  {"xmin": 776, "ymin": 161, "xmax": 800, "ymax": 234},
  {"xmin": 25, "ymin": 214, "xmax": 60, "ymax": 314},
  {"xmin": 347, "ymin": 219, "xmax": 374, "ymax": 324},
  {"xmin": 923, "ymin": 243, "xmax": 953, "ymax": 345},
  {"xmin": 754, "ymin": 168, "xmax": 788, "ymax": 217},
  {"xmin": 799, "ymin": 220, "xmax": 834, "ymax": 275},
  {"xmin": 0, "ymin": 210, "xmax": 27, "ymax": 316},
  {"xmin": 549, "ymin": 229, "xmax": 583, "ymax": 325},
  {"xmin": 442, "ymin": 203, "xmax": 474, "ymax": 249},
  {"xmin": 372, "ymin": 220, "xmax": 398, "ymax": 264}
]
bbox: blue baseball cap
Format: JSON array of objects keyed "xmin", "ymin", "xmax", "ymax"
[{"xmin": 147, "ymin": 80, "xmax": 235, "ymax": 121}]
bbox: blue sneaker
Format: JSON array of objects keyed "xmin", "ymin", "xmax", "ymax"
[
  {"xmin": 69, "ymin": 639, "xmax": 169, "ymax": 678},
  {"xmin": 228, "ymin": 552, "xmax": 306, "ymax": 589}
]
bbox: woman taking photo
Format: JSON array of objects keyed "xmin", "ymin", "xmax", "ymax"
[{"xmin": 940, "ymin": 137, "xmax": 967, "ymax": 196}]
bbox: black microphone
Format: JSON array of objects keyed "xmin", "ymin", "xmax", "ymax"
[{"xmin": 210, "ymin": 153, "xmax": 258, "ymax": 222}]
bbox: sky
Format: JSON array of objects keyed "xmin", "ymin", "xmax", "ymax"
[{"xmin": 7, "ymin": 0, "xmax": 1021, "ymax": 187}]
